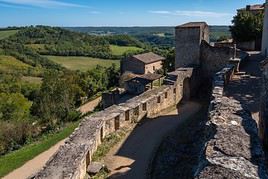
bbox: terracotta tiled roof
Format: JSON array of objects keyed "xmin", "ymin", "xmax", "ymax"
[
  {"xmin": 126, "ymin": 73, "xmax": 162, "ymax": 84},
  {"xmin": 133, "ymin": 52, "xmax": 165, "ymax": 64},
  {"xmin": 238, "ymin": 4, "xmax": 264, "ymax": 11},
  {"xmin": 139, "ymin": 73, "xmax": 163, "ymax": 81}
]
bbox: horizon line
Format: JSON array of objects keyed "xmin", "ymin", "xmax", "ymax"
[{"xmin": 0, "ymin": 24, "xmax": 232, "ymax": 28}]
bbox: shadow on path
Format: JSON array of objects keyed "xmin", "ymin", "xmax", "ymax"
[
  {"xmin": 104, "ymin": 101, "xmax": 202, "ymax": 179},
  {"xmin": 225, "ymin": 52, "xmax": 263, "ymax": 115}
]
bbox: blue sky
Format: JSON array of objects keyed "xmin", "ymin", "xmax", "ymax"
[{"xmin": 0, "ymin": 0, "xmax": 264, "ymax": 27}]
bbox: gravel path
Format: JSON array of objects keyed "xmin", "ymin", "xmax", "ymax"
[
  {"xmin": 3, "ymin": 140, "xmax": 66, "ymax": 179},
  {"xmin": 103, "ymin": 101, "xmax": 202, "ymax": 179}
]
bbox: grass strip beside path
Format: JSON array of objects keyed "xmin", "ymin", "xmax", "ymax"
[{"xmin": 0, "ymin": 122, "xmax": 79, "ymax": 178}]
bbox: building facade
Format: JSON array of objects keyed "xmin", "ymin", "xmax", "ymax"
[
  {"xmin": 175, "ymin": 22, "xmax": 209, "ymax": 69},
  {"xmin": 121, "ymin": 52, "xmax": 165, "ymax": 75}
]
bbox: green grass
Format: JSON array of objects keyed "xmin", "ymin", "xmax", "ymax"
[
  {"xmin": 0, "ymin": 30, "xmax": 18, "ymax": 40},
  {"xmin": 0, "ymin": 55, "xmax": 42, "ymax": 76},
  {"xmin": 0, "ymin": 55, "xmax": 30, "ymax": 73},
  {"xmin": 21, "ymin": 76, "xmax": 43, "ymax": 84},
  {"xmin": 46, "ymin": 55, "xmax": 120, "ymax": 71},
  {"xmin": 0, "ymin": 122, "xmax": 79, "ymax": 178},
  {"xmin": 110, "ymin": 45, "xmax": 143, "ymax": 56},
  {"xmin": 92, "ymin": 128, "xmax": 129, "ymax": 162}
]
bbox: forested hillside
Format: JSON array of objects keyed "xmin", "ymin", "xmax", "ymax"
[
  {"xmin": 66, "ymin": 26, "xmax": 231, "ymax": 47},
  {"xmin": 0, "ymin": 26, "xmax": 123, "ymax": 159},
  {"xmin": 6, "ymin": 26, "xmax": 144, "ymax": 59}
]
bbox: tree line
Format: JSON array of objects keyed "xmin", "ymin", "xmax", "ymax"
[
  {"xmin": 6, "ymin": 26, "xmax": 146, "ymax": 59},
  {"xmin": 0, "ymin": 64, "xmax": 119, "ymax": 155}
]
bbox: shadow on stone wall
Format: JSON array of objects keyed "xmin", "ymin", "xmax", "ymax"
[
  {"xmin": 195, "ymin": 62, "xmax": 268, "ymax": 178},
  {"xmin": 107, "ymin": 101, "xmax": 204, "ymax": 179}
]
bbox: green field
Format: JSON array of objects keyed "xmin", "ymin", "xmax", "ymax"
[
  {"xmin": 0, "ymin": 55, "xmax": 42, "ymax": 76},
  {"xmin": 0, "ymin": 30, "xmax": 18, "ymax": 40},
  {"xmin": 46, "ymin": 56, "xmax": 120, "ymax": 71},
  {"xmin": 0, "ymin": 122, "xmax": 79, "ymax": 178},
  {"xmin": 0, "ymin": 55, "xmax": 29, "ymax": 73},
  {"xmin": 110, "ymin": 45, "xmax": 142, "ymax": 56}
]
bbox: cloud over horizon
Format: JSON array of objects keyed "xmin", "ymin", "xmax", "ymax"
[
  {"xmin": 149, "ymin": 10, "xmax": 233, "ymax": 18},
  {"xmin": 0, "ymin": 0, "xmax": 89, "ymax": 8}
]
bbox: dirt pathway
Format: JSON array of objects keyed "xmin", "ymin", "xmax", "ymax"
[
  {"xmin": 225, "ymin": 52, "xmax": 264, "ymax": 123},
  {"xmin": 78, "ymin": 96, "xmax": 102, "ymax": 114},
  {"xmin": 103, "ymin": 101, "xmax": 202, "ymax": 179},
  {"xmin": 3, "ymin": 139, "xmax": 65, "ymax": 179}
]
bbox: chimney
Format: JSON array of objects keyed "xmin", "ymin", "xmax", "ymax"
[{"xmin": 246, "ymin": 5, "xmax": 251, "ymax": 11}]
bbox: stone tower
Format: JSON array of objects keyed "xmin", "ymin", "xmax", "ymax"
[
  {"xmin": 175, "ymin": 22, "xmax": 209, "ymax": 69},
  {"xmin": 262, "ymin": 0, "xmax": 268, "ymax": 57}
]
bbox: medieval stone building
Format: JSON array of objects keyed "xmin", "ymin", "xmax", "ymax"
[
  {"xmin": 120, "ymin": 52, "xmax": 165, "ymax": 75},
  {"xmin": 175, "ymin": 22, "xmax": 209, "ymax": 68}
]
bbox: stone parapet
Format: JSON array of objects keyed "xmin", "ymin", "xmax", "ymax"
[{"xmin": 195, "ymin": 65, "xmax": 268, "ymax": 179}]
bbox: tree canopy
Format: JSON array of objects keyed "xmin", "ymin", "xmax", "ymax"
[{"xmin": 230, "ymin": 11, "xmax": 264, "ymax": 42}]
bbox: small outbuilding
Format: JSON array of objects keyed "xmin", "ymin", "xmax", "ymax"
[
  {"xmin": 124, "ymin": 73, "xmax": 163, "ymax": 94},
  {"xmin": 121, "ymin": 52, "xmax": 165, "ymax": 75}
]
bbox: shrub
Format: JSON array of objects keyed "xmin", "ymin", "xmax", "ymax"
[{"xmin": 0, "ymin": 121, "xmax": 33, "ymax": 155}]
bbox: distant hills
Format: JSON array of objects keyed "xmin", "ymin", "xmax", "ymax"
[
  {"xmin": 65, "ymin": 26, "xmax": 231, "ymax": 47},
  {"xmin": 0, "ymin": 25, "xmax": 231, "ymax": 75}
]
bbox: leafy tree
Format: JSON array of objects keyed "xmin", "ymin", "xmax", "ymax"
[
  {"xmin": 217, "ymin": 35, "xmax": 230, "ymax": 42},
  {"xmin": 0, "ymin": 93, "xmax": 32, "ymax": 121},
  {"xmin": 163, "ymin": 49, "xmax": 175, "ymax": 74},
  {"xmin": 31, "ymin": 71, "xmax": 78, "ymax": 127},
  {"xmin": 230, "ymin": 11, "xmax": 264, "ymax": 42}
]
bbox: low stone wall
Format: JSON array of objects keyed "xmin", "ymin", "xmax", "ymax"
[
  {"xmin": 200, "ymin": 40, "xmax": 235, "ymax": 79},
  {"xmin": 195, "ymin": 65, "xmax": 268, "ymax": 178},
  {"xmin": 32, "ymin": 68, "xmax": 196, "ymax": 179}
]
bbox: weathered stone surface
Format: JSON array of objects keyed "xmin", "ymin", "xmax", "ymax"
[
  {"xmin": 197, "ymin": 166, "xmax": 250, "ymax": 179},
  {"xmin": 195, "ymin": 67, "xmax": 268, "ymax": 179},
  {"xmin": 87, "ymin": 162, "xmax": 104, "ymax": 175}
]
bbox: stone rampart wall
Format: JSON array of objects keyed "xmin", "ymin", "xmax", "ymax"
[
  {"xmin": 200, "ymin": 40, "xmax": 235, "ymax": 79},
  {"xmin": 195, "ymin": 65, "xmax": 268, "ymax": 178},
  {"xmin": 32, "ymin": 68, "xmax": 196, "ymax": 179}
]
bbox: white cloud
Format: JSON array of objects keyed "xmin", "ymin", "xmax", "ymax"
[
  {"xmin": 0, "ymin": 0, "xmax": 89, "ymax": 8},
  {"xmin": 174, "ymin": 10, "xmax": 232, "ymax": 17},
  {"xmin": 148, "ymin": 11, "xmax": 171, "ymax": 14},
  {"xmin": 149, "ymin": 10, "xmax": 232, "ymax": 18}
]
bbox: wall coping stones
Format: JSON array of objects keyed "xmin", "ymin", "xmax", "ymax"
[{"xmin": 195, "ymin": 65, "xmax": 268, "ymax": 179}]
